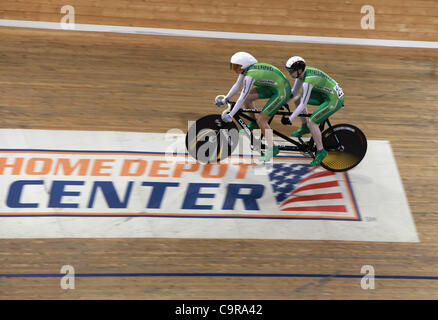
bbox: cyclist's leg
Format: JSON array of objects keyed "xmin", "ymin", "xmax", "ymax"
[
  {"xmin": 260, "ymin": 83, "xmax": 291, "ymax": 118},
  {"xmin": 310, "ymin": 95, "xmax": 344, "ymax": 125},
  {"xmin": 242, "ymin": 89, "xmax": 259, "ymax": 130},
  {"xmin": 242, "ymin": 86, "xmax": 272, "ymax": 131},
  {"xmin": 308, "ymin": 96, "xmax": 344, "ymax": 165},
  {"xmin": 291, "ymin": 92, "xmax": 325, "ymax": 137},
  {"xmin": 255, "ymin": 85, "xmax": 275, "ymax": 99},
  {"xmin": 258, "ymin": 86, "xmax": 291, "ymax": 161},
  {"xmin": 308, "ymin": 99, "xmax": 330, "ymax": 149},
  {"xmin": 244, "ymin": 88, "xmax": 259, "ymax": 109}
]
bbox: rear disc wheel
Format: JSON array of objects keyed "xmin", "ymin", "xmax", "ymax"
[{"xmin": 320, "ymin": 124, "xmax": 367, "ymax": 172}]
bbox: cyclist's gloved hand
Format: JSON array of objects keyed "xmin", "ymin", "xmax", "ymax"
[
  {"xmin": 214, "ymin": 95, "xmax": 228, "ymax": 106},
  {"xmin": 221, "ymin": 113, "xmax": 233, "ymax": 123}
]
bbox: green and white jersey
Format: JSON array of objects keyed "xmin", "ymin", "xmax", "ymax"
[
  {"xmin": 245, "ymin": 63, "xmax": 290, "ymax": 93},
  {"xmin": 225, "ymin": 63, "xmax": 290, "ymax": 117},
  {"xmin": 298, "ymin": 67, "xmax": 343, "ymax": 100},
  {"xmin": 289, "ymin": 67, "xmax": 344, "ymax": 121}
]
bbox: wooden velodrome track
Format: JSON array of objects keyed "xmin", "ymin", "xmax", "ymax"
[{"xmin": 0, "ymin": 0, "xmax": 437, "ymax": 299}]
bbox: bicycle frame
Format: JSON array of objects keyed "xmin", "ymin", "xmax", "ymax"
[{"xmin": 232, "ymin": 106, "xmax": 334, "ymax": 156}]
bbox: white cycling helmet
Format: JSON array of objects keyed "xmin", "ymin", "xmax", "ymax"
[
  {"xmin": 286, "ymin": 56, "xmax": 306, "ymax": 73},
  {"xmin": 230, "ymin": 52, "xmax": 258, "ymax": 71}
]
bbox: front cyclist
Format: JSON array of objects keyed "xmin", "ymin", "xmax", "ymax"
[
  {"xmin": 215, "ymin": 52, "xmax": 291, "ymax": 162},
  {"xmin": 285, "ymin": 56, "xmax": 345, "ymax": 166}
]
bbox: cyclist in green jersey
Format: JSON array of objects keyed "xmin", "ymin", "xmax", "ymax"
[
  {"xmin": 215, "ymin": 51, "xmax": 291, "ymax": 162},
  {"xmin": 285, "ymin": 56, "xmax": 345, "ymax": 166}
]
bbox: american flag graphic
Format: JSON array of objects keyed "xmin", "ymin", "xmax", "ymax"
[{"xmin": 268, "ymin": 163, "xmax": 356, "ymax": 218}]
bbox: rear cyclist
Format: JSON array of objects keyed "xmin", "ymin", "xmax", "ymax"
[
  {"xmin": 285, "ymin": 56, "xmax": 345, "ymax": 166},
  {"xmin": 215, "ymin": 51, "xmax": 291, "ymax": 162}
]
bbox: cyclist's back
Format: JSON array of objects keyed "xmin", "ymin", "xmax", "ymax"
[
  {"xmin": 300, "ymin": 67, "xmax": 344, "ymax": 102},
  {"xmin": 245, "ymin": 63, "xmax": 290, "ymax": 94}
]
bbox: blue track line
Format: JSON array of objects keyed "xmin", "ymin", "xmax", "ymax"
[{"xmin": 1, "ymin": 273, "xmax": 438, "ymax": 280}]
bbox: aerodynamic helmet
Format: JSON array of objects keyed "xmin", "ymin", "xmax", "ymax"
[
  {"xmin": 230, "ymin": 52, "xmax": 258, "ymax": 72},
  {"xmin": 285, "ymin": 56, "xmax": 306, "ymax": 73}
]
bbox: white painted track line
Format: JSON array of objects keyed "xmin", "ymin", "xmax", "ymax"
[{"xmin": 0, "ymin": 19, "xmax": 437, "ymax": 49}]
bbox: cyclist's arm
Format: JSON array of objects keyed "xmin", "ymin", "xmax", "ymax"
[
  {"xmin": 291, "ymin": 78, "xmax": 303, "ymax": 98},
  {"xmin": 228, "ymin": 75, "xmax": 254, "ymax": 117},
  {"xmin": 289, "ymin": 82, "xmax": 313, "ymax": 122},
  {"xmin": 224, "ymin": 73, "xmax": 245, "ymax": 101}
]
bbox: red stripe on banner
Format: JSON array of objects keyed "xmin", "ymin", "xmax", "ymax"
[
  {"xmin": 281, "ymin": 205, "xmax": 347, "ymax": 212},
  {"xmin": 290, "ymin": 181, "xmax": 339, "ymax": 195},
  {"xmin": 280, "ymin": 192, "xmax": 343, "ymax": 207},
  {"xmin": 298, "ymin": 170, "xmax": 336, "ymax": 184}
]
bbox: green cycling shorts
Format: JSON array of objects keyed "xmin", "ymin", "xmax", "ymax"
[
  {"xmin": 255, "ymin": 84, "xmax": 292, "ymax": 117},
  {"xmin": 307, "ymin": 91, "xmax": 344, "ymax": 124}
]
